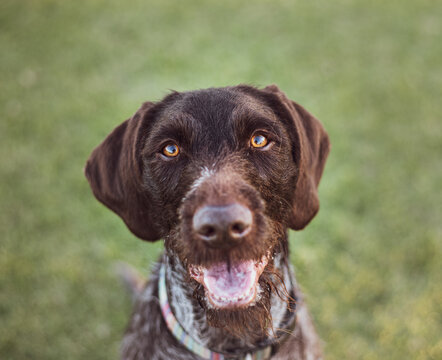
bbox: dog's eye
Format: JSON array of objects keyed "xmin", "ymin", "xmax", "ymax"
[
  {"xmin": 162, "ymin": 143, "xmax": 180, "ymax": 157},
  {"xmin": 250, "ymin": 134, "xmax": 268, "ymax": 148}
]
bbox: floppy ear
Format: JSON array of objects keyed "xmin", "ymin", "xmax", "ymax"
[
  {"xmin": 264, "ymin": 85, "xmax": 330, "ymax": 230},
  {"xmin": 84, "ymin": 102, "xmax": 162, "ymax": 241}
]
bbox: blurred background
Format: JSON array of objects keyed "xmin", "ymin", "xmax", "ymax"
[{"xmin": 1, "ymin": 0, "xmax": 440, "ymax": 359}]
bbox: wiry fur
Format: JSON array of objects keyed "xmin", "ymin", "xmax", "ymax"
[
  {"xmin": 164, "ymin": 251, "xmax": 294, "ymax": 353},
  {"xmin": 85, "ymin": 85, "xmax": 330, "ymax": 359}
]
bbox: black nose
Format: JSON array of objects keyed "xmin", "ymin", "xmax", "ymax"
[{"xmin": 192, "ymin": 204, "xmax": 253, "ymax": 249}]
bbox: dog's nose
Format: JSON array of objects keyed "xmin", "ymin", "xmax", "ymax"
[{"xmin": 192, "ymin": 204, "xmax": 252, "ymax": 248}]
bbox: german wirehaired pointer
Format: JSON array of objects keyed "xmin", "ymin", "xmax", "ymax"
[{"xmin": 85, "ymin": 85, "xmax": 330, "ymax": 359}]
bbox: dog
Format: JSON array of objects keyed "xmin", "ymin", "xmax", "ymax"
[{"xmin": 85, "ymin": 84, "xmax": 330, "ymax": 359}]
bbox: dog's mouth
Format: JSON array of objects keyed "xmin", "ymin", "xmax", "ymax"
[{"xmin": 189, "ymin": 255, "xmax": 268, "ymax": 309}]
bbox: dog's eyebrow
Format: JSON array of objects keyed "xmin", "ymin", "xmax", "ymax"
[
  {"xmin": 234, "ymin": 111, "xmax": 283, "ymax": 137},
  {"xmin": 145, "ymin": 114, "xmax": 196, "ymax": 153}
]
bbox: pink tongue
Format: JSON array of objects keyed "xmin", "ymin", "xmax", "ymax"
[{"xmin": 203, "ymin": 261, "xmax": 256, "ymax": 298}]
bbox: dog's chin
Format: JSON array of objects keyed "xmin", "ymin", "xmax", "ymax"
[
  {"xmin": 188, "ymin": 255, "xmax": 276, "ymax": 342},
  {"xmin": 189, "ymin": 255, "xmax": 269, "ymax": 309}
]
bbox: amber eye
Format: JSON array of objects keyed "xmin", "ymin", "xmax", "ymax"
[
  {"xmin": 162, "ymin": 143, "xmax": 180, "ymax": 157},
  {"xmin": 250, "ymin": 134, "xmax": 268, "ymax": 148}
]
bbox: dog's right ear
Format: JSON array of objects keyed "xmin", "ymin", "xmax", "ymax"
[{"xmin": 84, "ymin": 102, "xmax": 162, "ymax": 241}]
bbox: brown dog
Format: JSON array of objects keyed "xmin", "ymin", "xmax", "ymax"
[{"xmin": 85, "ymin": 85, "xmax": 330, "ymax": 359}]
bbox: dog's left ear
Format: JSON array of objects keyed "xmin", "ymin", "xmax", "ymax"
[{"xmin": 263, "ymin": 85, "xmax": 331, "ymax": 230}]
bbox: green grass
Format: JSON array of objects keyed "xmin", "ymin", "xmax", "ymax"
[{"xmin": 1, "ymin": 0, "xmax": 440, "ymax": 359}]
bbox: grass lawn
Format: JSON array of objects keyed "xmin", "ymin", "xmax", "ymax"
[{"xmin": 1, "ymin": 0, "xmax": 440, "ymax": 359}]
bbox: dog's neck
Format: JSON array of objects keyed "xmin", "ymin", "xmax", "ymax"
[{"xmin": 164, "ymin": 251, "xmax": 295, "ymax": 356}]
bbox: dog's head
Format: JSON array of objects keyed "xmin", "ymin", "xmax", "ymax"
[{"xmin": 85, "ymin": 85, "xmax": 329, "ymax": 338}]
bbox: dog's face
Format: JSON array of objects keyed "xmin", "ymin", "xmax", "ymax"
[{"xmin": 85, "ymin": 85, "xmax": 329, "ymax": 338}]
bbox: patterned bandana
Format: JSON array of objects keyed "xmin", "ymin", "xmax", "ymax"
[{"xmin": 158, "ymin": 263, "xmax": 273, "ymax": 360}]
